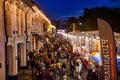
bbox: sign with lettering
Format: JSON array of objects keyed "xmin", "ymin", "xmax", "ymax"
[{"xmin": 97, "ymin": 18, "xmax": 117, "ymax": 80}]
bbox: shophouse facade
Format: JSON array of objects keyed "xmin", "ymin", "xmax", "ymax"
[{"xmin": 0, "ymin": 0, "xmax": 55, "ymax": 79}]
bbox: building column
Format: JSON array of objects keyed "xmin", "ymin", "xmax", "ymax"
[
  {"xmin": 27, "ymin": 36, "xmax": 33, "ymax": 52},
  {"xmin": 30, "ymin": 40, "xmax": 33, "ymax": 52},
  {"xmin": 0, "ymin": 40, "xmax": 6, "ymax": 80},
  {"xmin": 8, "ymin": 43, "xmax": 18, "ymax": 80},
  {"xmin": 20, "ymin": 43, "xmax": 27, "ymax": 69},
  {"xmin": 0, "ymin": 1, "xmax": 6, "ymax": 80},
  {"xmin": 31, "ymin": 36, "xmax": 34, "ymax": 51}
]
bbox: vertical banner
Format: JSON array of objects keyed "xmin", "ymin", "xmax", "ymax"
[{"xmin": 97, "ymin": 18, "xmax": 117, "ymax": 80}]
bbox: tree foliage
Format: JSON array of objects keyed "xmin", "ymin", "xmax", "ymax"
[{"xmin": 53, "ymin": 7, "xmax": 120, "ymax": 33}]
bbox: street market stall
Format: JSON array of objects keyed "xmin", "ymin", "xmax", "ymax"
[{"xmin": 62, "ymin": 31, "xmax": 120, "ymax": 66}]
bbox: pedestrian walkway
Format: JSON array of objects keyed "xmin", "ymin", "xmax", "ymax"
[
  {"xmin": 18, "ymin": 58, "xmax": 76, "ymax": 80},
  {"xmin": 18, "ymin": 69, "xmax": 33, "ymax": 80},
  {"xmin": 18, "ymin": 58, "xmax": 120, "ymax": 80},
  {"xmin": 59, "ymin": 58, "xmax": 75, "ymax": 80}
]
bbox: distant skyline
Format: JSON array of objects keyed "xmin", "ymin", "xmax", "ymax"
[{"xmin": 33, "ymin": 0, "xmax": 120, "ymax": 20}]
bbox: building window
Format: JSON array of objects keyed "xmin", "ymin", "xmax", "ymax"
[{"xmin": 43, "ymin": 23, "xmax": 46, "ymax": 32}]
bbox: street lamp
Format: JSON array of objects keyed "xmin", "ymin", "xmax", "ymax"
[{"xmin": 79, "ymin": 22, "xmax": 82, "ymax": 25}]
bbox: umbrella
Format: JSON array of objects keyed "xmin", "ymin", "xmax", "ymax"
[
  {"xmin": 90, "ymin": 52, "xmax": 102, "ymax": 63},
  {"xmin": 90, "ymin": 56, "xmax": 101, "ymax": 62}
]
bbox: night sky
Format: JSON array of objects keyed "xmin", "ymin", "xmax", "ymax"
[{"xmin": 33, "ymin": 0, "xmax": 120, "ymax": 20}]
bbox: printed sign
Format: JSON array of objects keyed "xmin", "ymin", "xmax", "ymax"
[{"xmin": 97, "ymin": 18, "xmax": 117, "ymax": 80}]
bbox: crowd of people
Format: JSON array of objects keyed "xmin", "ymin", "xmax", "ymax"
[
  {"xmin": 69, "ymin": 53, "xmax": 98, "ymax": 80},
  {"xmin": 27, "ymin": 34, "xmax": 99, "ymax": 80}
]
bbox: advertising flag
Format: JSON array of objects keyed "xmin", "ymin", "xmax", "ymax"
[{"xmin": 97, "ymin": 18, "xmax": 117, "ymax": 80}]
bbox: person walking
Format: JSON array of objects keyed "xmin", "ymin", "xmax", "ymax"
[
  {"xmin": 70, "ymin": 56, "xmax": 74, "ymax": 77},
  {"xmin": 75, "ymin": 58, "xmax": 82, "ymax": 80},
  {"xmin": 60, "ymin": 63, "xmax": 67, "ymax": 80},
  {"xmin": 30, "ymin": 58, "xmax": 35, "ymax": 79}
]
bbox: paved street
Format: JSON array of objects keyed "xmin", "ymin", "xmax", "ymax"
[
  {"xmin": 18, "ymin": 58, "xmax": 120, "ymax": 80},
  {"xmin": 18, "ymin": 58, "xmax": 75, "ymax": 80},
  {"xmin": 18, "ymin": 69, "xmax": 33, "ymax": 80},
  {"xmin": 59, "ymin": 59, "xmax": 75, "ymax": 80}
]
